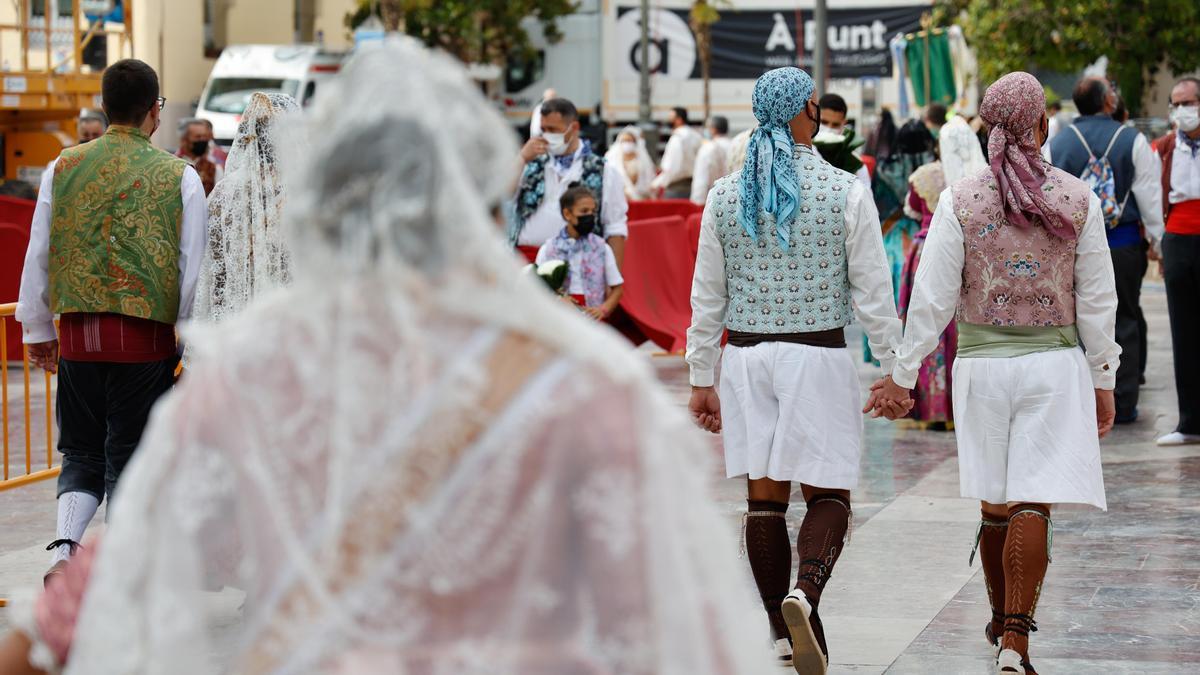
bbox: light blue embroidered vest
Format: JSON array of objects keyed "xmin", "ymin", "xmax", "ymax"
[{"xmin": 712, "ymin": 148, "xmax": 856, "ymax": 332}]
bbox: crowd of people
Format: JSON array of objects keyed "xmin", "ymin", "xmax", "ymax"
[{"xmin": 2, "ymin": 30, "xmax": 1200, "ymax": 675}]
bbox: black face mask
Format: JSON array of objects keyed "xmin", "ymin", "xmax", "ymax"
[
  {"xmin": 807, "ymin": 101, "xmax": 821, "ymax": 137},
  {"xmin": 190, "ymin": 140, "xmax": 209, "ymax": 157},
  {"xmin": 574, "ymin": 213, "xmax": 597, "ymax": 237}
]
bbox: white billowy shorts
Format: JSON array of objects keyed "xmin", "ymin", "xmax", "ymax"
[
  {"xmin": 952, "ymin": 348, "xmax": 1107, "ymax": 509},
  {"xmin": 719, "ymin": 342, "xmax": 862, "ymax": 489}
]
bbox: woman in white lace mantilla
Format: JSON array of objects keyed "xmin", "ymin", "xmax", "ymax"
[
  {"xmin": 2, "ymin": 38, "xmax": 774, "ymax": 675},
  {"xmin": 191, "ymin": 91, "xmax": 301, "ymax": 330}
]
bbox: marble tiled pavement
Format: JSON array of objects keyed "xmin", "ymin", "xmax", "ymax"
[
  {"xmin": 0, "ymin": 283, "xmax": 1197, "ymax": 673},
  {"xmin": 652, "ymin": 281, "xmax": 1200, "ymax": 673}
]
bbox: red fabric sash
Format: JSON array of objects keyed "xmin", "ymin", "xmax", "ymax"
[
  {"xmin": 58, "ymin": 313, "xmax": 176, "ymax": 363},
  {"xmin": 1167, "ymin": 200, "xmax": 1200, "ymax": 235}
]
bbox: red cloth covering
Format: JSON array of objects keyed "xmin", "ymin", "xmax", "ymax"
[
  {"xmin": 0, "ymin": 195, "xmax": 36, "ymax": 363},
  {"xmin": 861, "ymin": 155, "xmax": 876, "ymax": 179},
  {"xmin": 58, "ymin": 313, "xmax": 176, "ymax": 363},
  {"xmin": 627, "ymin": 199, "xmax": 704, "ymax": 223},
  {"xmin": 1167, "ymin": 200, "xmax": 1200, "ymax": 235},
  {"xmin": 686, "ymin": 212, "xmax": 703, "ymax": 259},
  {"xmin": 619, "ymin": 215, "xmax": 695, "ymax": 352},
  {"xmin": 516, "ymin": 245, "xmax": 540, "ymax": 264}
]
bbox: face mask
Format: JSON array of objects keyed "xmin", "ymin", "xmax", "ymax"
[
  {"xmin": 1171, "ymin": 104, "xmax": 1200, "ymax": 133},
  {"xmin": 620, "ymin": 141, "xmax": 636, "ymax": 154},
  {"xmin": 190, "ymin": 140, "xmax": 209, "ymax": 157},
  {"xmin": 806, "ymin": 102, "xmax": 821, "ymax": 137},
  {"xmin": 543, "ymin": 132, "xmax": 569, "ymax": 156},
  {"xmin": 703, "ymin": 129, "xmax": 713, "ymax": 140},
  {"xmin": 574, "ymin": 213, "xmax": 597, "ymax": 237}
]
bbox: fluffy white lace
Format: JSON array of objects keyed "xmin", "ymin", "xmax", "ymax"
[
  {"xmin": 191, "ymin": 92, "xmax": 301, "ymax": 329},
  {"xmin": 61, "ymin": 38, "xmax": 773, "ymax": 674}
]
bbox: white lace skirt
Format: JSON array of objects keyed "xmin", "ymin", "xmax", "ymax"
[
  {"xmin": 952, "ymin": 348, "xmax": 1108, "ymax": 509},
  {"xmin": 719, "ymin": 342, "xmax": 863, "ymax": 488}
]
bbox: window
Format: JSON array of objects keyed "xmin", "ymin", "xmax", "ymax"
[
  {"xmin": 30, "ymin": 0, "xmax": 73, "ymax": 18},
  {"xmin": 204, "ymin": 0, "xmax": 227, "ymax": 59},
  {"xmin": 505, "ymin": 51, "xmax": 545, "ymax": 94},
  {"xmin": 202, "ymin": 78, "xmax": 301, "ymax": 115}
]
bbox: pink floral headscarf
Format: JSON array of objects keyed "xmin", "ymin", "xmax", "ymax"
[{"xmin": 979, "ymin": 72, "xmax": 1076, "ymax": 240}]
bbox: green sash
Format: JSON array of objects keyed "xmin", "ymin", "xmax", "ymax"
[{"xmin": 956, "ymin": 323, "xmax": 1079, "ymax": 359}]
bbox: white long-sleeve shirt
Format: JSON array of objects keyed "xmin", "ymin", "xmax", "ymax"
[
  {"xmin": 1169, "ymin": 131, "xmax": 1200, "ymax": 204},
  {"xmin": 516, "ymin": 148, "xmax": 630, "ymax": 247},
  {"xmin": 652, "ymin": 125, "xmax": 703, "ymax": 190},
  {"xmin": 689, "ymin": 137, "xmax": 733, "ymax": 204},
  {"xmin": 686, "ymin": 171, "xmax": 903, "ymax": 387},
  {"xmin": 16, "ymin": 158, "xmax": 209, "ymax": 344},
  {"xmin": 892, "ymin": 189, "xmax": 1120, "ymax": 391}
]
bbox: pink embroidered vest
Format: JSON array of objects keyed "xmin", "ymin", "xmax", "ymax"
[{"xmin": 952, "ymin": 167, "xmax": 1092, "ymax": 327}]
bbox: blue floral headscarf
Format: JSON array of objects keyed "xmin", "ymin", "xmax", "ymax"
[{"xmin": 738, "ymin": 67, "xmax": 814, "ymax": 250}]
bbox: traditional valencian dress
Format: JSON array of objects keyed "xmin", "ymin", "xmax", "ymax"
[
  {"xmin": 687, "ymin": 66, "xmax": 902, "ymax": 671},
  {"xmin": 891, "ymin": 71, "xmax": 1119, "ymax": 675},
  {"xmin": 898, "ymin": 161, "xmax": 954, "ymax": 423},
  {"xmin": 16, "ymin": 124, "xmax": 207, "ymax": 564}
]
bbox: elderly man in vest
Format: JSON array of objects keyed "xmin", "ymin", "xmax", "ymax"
[
  {"xmin": 1048, "ymin": 76, "xmax": 1163, "ymax": 424},
  {"xmin": 872, "ymin": 72, "xmax": 1119, "ymax": 675},
  {"xmin": 509, "ymin": 97, "xmax": 628, "ymax": 266},
  {"xmin": 1153, "ymin": 76, "xmax": 1200, "ymax": 446},
  {"xmin": 16, "ymin": 59, "xmax": 207, "ymax": 581},
  {"xmin": 687, "ymin": 67, "xmax": 903, "ymax": 674}
]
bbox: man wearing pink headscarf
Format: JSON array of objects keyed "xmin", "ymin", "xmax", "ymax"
[{"xmin": 866, "ymin": 72, "xmax": 1120, "ymax": 675}]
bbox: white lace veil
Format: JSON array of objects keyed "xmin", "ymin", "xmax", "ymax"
[
  {"xmin": 939, "ymin": 115, "xmax": 987, "ymax": 185},
  {"xmin": 60, "ymin": 38, "xmax": 773, "ymax": 674},
  {"xmin": 604, "ymin": 125, "xmax": 656, "ymax": 198},
  {"xmin": 191, "ymin": 92, "xmax": 301, "ymax": 328}
]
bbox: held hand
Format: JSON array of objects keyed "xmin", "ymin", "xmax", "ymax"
[
  {"xmin": 863, "ymin": 376, "xmax": 914, "ymax": 420},
  {"xmin": 520, "ymin": 137, "xmax": 549, "ymax": 162},
  {"xmin": 26, "ymin": 340, "xmax": 59, "ymax": 374},
  {"xmin": 1095, "ymin": 388, "xmax": 1116, "ymax": 438},
  {"xmin": 688, "ymin": 386, "xmax": 722, "ymax": 434}
]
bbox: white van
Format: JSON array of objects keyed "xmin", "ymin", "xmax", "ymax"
[{"xmin": 197, "ymin": 44, "xmax": 347, "ymax": 147}]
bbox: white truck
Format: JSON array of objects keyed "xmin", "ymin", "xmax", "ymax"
[
  {"xmin": 196, "ymin": 44, "xmax": 347, "ymax": 147},
  {"xmin": 499, "ymin": 0, "xmax": 939, "ymax": 134}
]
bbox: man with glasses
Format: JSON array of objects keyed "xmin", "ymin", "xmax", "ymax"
[
  {"xmin": 1155, "ymin": 77, "xmax": 1200, "ymax": 446},
  {"xmin": 15, "ymin": 60, "xmax": 207, "ymax": 581}
]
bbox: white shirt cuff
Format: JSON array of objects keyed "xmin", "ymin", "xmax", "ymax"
[
  {"xmin": 1093, "ymin": 364, "xmax": 1117, "ymax": 391},
  {"xmin": 891, "ymin": 361, "xmax": 918, "ymax": 390},
  {"xmin": 690, "ymin": 368, "xmax": 715, "ymax": 388},
  {"xmin": 22, "ymin": 321, "xmax": 57, "ymax": 344}
]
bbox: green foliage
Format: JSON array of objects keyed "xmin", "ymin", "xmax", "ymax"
[
  {"xmin": 345, "ymin": 0, "xmax": 577, "ymax": 65},
  {"xmin": 933, "ymin": 0, "xmax": 1200, "ymax": 115}
]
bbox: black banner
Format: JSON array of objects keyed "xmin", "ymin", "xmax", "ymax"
[{"xmin": 616, "ymin": 4, "xmax": 929, "ymax": 80}]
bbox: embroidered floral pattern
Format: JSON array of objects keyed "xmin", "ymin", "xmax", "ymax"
[
  {"xmin": 952, "ymin": 166, "xmax": 1091, "ymax": 326},
  {"xmin": 716, "ymin": 152, "xmax": 855, "ymax": 332},
  {"xmin": 48, "ymin": 126, "xmax": 187, "ymax": 323}
]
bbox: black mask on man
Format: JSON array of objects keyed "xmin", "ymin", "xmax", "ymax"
[
  {"xmin": 807, "ymin": 101, "xmax": 821, "ymax": 137},
  {"xmin": 574, "ymin": 213, "xmax": 597, "ymax": 237},
  {"xmin": 190, "ymin": 140, "xmax": 209, "ymax": 157}
]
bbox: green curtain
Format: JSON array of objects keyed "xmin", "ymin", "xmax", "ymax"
[{"xmin": 905, "ymin": 32, "xmax": 956, "ymax": 107}]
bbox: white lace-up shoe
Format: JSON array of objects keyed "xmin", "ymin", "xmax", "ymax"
[{"xmin": 781, "ymin": 590, "xmax": 826, "ymax": 675}]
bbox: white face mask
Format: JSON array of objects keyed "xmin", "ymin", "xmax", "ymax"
[
  {"xmin": 620, "ymin": 140, "xmax": 636, "ymax": 155},
  {"xmin": 543, "ymin": 132, "xmax": 569, "ymax": 156},
  {"xmin": 1171, "ymin": 104, "xmax": 1200, "ymax": 133}
]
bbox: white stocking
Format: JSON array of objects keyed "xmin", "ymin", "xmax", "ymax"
[{"xmin": 50, "ymin": 491, "xmax": 100, "ymax": 565}]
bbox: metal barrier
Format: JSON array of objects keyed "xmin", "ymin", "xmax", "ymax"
[{"xmin": 0, "ymin": 301, "xmax": 59, "ymax": 492}]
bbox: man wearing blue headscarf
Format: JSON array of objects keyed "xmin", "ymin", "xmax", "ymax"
[{"xmin": 685, "ymin": 67, "xmax": 904, "ymax": 674}]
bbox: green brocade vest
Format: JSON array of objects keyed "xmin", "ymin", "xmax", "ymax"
[{"xmin": 48, "ymin": 126, "xmax": 187, "ymax": 324}]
